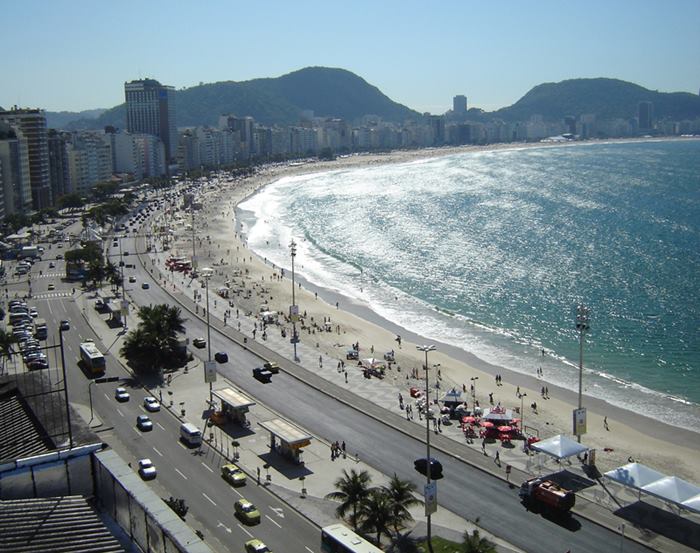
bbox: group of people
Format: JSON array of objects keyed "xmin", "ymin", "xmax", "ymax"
[{"xmin": 330, "ymin": 440, "xmax": 346, "ymax": 460}]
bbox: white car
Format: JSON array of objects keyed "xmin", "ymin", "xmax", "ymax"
[
  {"xmin": 138, "ymin": 458, "xmax": 157, "ymax": 479},
  {"xmin": 115, "ymin": 387, "xmax": 130, "ymax": 402},
  {"xmin": 29, "ymin": 307, "xmax": 39, "ymax": 318},
  {"xmin": 143, "ymin": 396, "xmax": 161, "ymax": 412}
]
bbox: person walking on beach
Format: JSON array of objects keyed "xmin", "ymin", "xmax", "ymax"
[{"xmin": 604, "ymin": 416, "xmax": 609, "ymax": 431}]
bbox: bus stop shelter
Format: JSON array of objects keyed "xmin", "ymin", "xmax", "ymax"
[
  {"xmin": 258, "ymin": 418, "xmax": 312, "ymax": 465},
  {"xmin": 213, "ymin": 387, "xmax": 255, "ymax": 425}
]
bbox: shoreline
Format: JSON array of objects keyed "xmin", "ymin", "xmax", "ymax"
[{"xmin": 176, "ymin": 138, "xmax": 700, "ymax": 482}]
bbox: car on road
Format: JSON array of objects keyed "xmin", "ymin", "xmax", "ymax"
[
  {"xmin": 49, "ymin": 261, "xmax": 55, "ymax": 268},
  {"xmin": 47, "ymin": 283, "xmax": 55, "ymax": 291},
  {"xmin": 263, "ymin": 361, "xmax": 280, "ymax": 374},
  {"xmin": 115, "ymin": 387, "xmax": 130, "ymax": 402},
  {"xmin": 136, "ymin": 415, "xmax": 153, "ymax": 431},
  {"xmin": 214, "ymin": 351, "xmax": 228, "ymax": 363},
  {"xmin": 129, "ymin": 276, "xmax": 136, "ymax": 283},
  {"xmin": 141, "ymin": 282, "xmax": 150, "ymax": 289},
  {"xmin": 245, "ymin": 539, "xmax": 271, "ymax": 553},
  {"xmin": 414, "ymin": 457, "xmax": 444, "ymax": 479},
  {"xmin": 95, "ymin": 299, "xmax": 105, "ymax": 310},
  {"xmin": 29, "ymin": 307, "xmax": 39, "ymax": 318},
  {"xmin": 192, "ymin": 338, "xmax": 206, "ymax": 349},
  {"xmin": 143, "ymin": 396, "xmax": 161, "ymax": 412},
  {"xmin": 59, "ymin": 320, "xmax": 70, "ymax": 331},
  {"xmin": 56, "ymin": 253, "xmax": 63, "ymax": 259},
  {"xmin": 346, "ymin": 349, "xmax": 359, "ymax": 360},
  {"xmin": 138, "ymin": 458, "xmax": 157, "ymax": 479},
  {"xmin": 221, "ymin": 463, "xmax": 247, "ymax": 486},
  {"xmin": 253, "ymin": 367, "xmax": 272, "ymax": 383},
  {"xmin": 234, "ymin": 499, "xmax": 261, "ymax": 524}
]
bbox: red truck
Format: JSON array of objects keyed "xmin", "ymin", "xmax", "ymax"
[{"xmin": 519, "ymin": 477, "xmax": 575, "ymax": 514}]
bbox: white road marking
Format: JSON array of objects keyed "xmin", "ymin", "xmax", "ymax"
[
  {"xmin": 265, "ymin": 514, "xmax": 282, "ymax": 528},
  {"xmin": 237, "ymin": 525, "xmax": 253, "ymax": 538},
  {"xmin": 152, "ymin": 446, "xmax": 163, "ymax": 457},
  {"xmin": 202, "ymin": 492, "xmax": 217, "ymax": 506},
  {"xmin": 232, "ymin": 488, "xmax": 243, "ymax": 498},
  {"xmin": 177, "ymin": 441, "xmax": 187, "ymax": 450},
  {"xmin": 270, "ymin": 506, "xmax": 285, "ymax": 518},
  {"xmin": 305, "ymin": 547, "xmax": 315, "ymax": 553},
  {"xmin": 216, "ymin": 521, "xmax": 232, "ymax": 533},
  {"xmin": 175, "ymin": 468, "xmax": 188, "ymax": 480},
  {"xmin": 116, "ymin": 408, "xmax": 124, "ymax": 417},
  {"xmin": 103, "ymin": 393, "xmax": 109, "ymax": 400},
  {"xmin": 156, "ymin": 422, "xmax": 165, "ymax": 431},
  {"xmin": 131, "ymin": 427, "xmax": 140, "ymax": 436},
  {"xmin": 201, "ymin": 462, "xmax": 214, "ymax": 473}
]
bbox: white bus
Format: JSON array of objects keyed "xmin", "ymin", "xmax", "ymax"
[
  {"xmin": 321, "ymin": 524, "xmax": 383, "ymax": 553},
  {"xmin": 80, "ymin": 341, "xmax": 106, "ymax": 373}
]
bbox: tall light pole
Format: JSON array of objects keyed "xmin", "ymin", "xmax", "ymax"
[
  {"xmin": 59, "ymin": 326, "xmax": 73, "ymax": 448},
  {"xmin": 520, "ymin": 392, "xmax": 527, "ymax": 431},
  {"xmin": 575, "ymin": 304, "xmax": 590, "ymax": 443},
  {"xmin": 289, "ymin": 240, "xmax": 299, "ymax": 362},
  {"xmin": 202, "ymin": 267, "xmax": 214, "ymax": 403},
  {"xmin": 416, "ymin": 344, "xmax": 436, "ymax": 553},
  {"xmin": 470, "ymin": 376, "xmax": 479, "ymax": 411}
]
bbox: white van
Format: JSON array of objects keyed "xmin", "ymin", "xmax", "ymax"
[{"xmin": 179, "ymin": 422, "xmax": 202, "ymax": 447}]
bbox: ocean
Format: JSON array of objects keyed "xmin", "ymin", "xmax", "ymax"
[{"xmin": 238, "ymin": 139, "xmax": 700, "ymax": 431}]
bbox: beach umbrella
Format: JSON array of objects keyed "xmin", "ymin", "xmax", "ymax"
[
  {"xmin": 480, "ymin": 421, "xmax": 494, "ymax": 428},
  {"xmin": 462, "ymin": 416, "xmax": 477, "ymax": 424},
  {"xmin": 497, "ymin": 425, "xmax": 513, "ymax": 433}
]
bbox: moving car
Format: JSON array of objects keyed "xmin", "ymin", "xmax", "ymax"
[
  {"xmin": 136, "ymin": 415, "xmax": 153, "ymax": 431},
  {"xmin": 47, "ymin": 283, "xmax": 55, "ymax": 291},
  {"xmin": 143, "ymin": 396, "xmax": 161, "ymax": 412},
  {"xmin": 193, "ymin": 337, "xmax": 206, "ymax": 348},
  {"xmin": 221, "ymin": 463, "xmax": 247, "ymax": 486},
  {"xmin": 129, "ymin": 275, "xmax": 136, "ymax": 283},
  {"xmin": 253, "ymin": 367, "xmax": 272, "ymax": 383},
  {"xmin": 59, "ymin": 320, "xmax": 70, "ymax": 331},
  {"xmin": 214, "ymin": 351, "xmax": 228, "ymax": 363},
  {"xmin": 245, "ymin": 539, "xmax": 271, "ymax": 553},
  {"xmin": 115, "ymin": 387, "xmax": 130, "ymax": 402},
  {"xmin": 263, "ymin": 361, "xmax": 280, "ymax": 374},
  {"xmin": 138, "ymin": 458, "xmax": 157, "ymax": 480},
  {"xmin": 414, "ymin": 457, "xmax": 444, "ymax": 479},
  {"xmin": 234, "ymin": 499, "xmax": 261, "ymax": 524},
  {"xmin": 141, "ymin": 282, "xmax": 150, "ymax": 289}
]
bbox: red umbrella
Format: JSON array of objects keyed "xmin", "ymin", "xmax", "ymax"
[
  {"xmin": 462, "ymin": 416, "xmax": 477, "ymax": 424},
  {"xmin": 480, "ymin": 421, "xmax": 494, "ymax": 428},
  {"xmin": 499, "ymin": 433, "xmax": 512, "ymax": 441},
  {"xmin": 497, "ymin": 425, "xmax": 513, "ymax": 433}
]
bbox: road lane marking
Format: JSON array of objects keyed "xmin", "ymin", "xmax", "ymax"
[
  {"xmin": 216, "ymin": 521, "xmax": 232, "ymax": 533},
  {"xmin": 116, "ymin": 408, "xmax": 124, "ymax": 417},
  {"xmin": 104, "ymin": 393, "xmax": 109, "ymax": 400},
  {"xmin": 201, "ymin": 462, "xmax": 214, "ymax": 473},
  {"xmin": 131, "ymin": 427, "xmax": 140, "ymax": 436},
  {"xmin": 152, "ymin": 447, "xmax": 163, "ymax": 457},
  {"xmin": 202, "ymin": 492, "xmax": 216, "ymax": 506},
  {"xmin": 156, "ymin": 422, "xmax": 165, "ymax": 431},
  {"xmin": 175, "ymin": 468, "xmax": 188, "ymax": 480},
  {"xmin": 265, "ymin": 514, "xmax": 281, "ymax": 528},
  {"xmin": 305, "ymin": 548, "xmax": 315, "ymax": 553},
  {"xmin": 237, "ymin": 525, "xmax": 253, "ymax": 538}
]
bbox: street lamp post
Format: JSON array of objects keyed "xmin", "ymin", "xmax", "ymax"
[
  {"xmin": 202, "ymin": 267, "xmax": 214, "ymax": 403},
  {"xmin": 470, "ymin": 376, "xmax": 479, "ymax": 411},
  {"xmin": 289, "ymin": 240, "xmax": 299, "ymax": 362},
  {"xmin": 575, "ymin": 304, "xmax": 590, "ymax": 443},
  {"xmin": 520, "ymin": 392, "xmax": 527, "ymax": 431},
  {"xmin": 59, "ymin": 327, "xmax": 73, "ymax": 448},
  {"xmin": 416, "ymin": 344, "xmax": 436, "ymax": 553}
]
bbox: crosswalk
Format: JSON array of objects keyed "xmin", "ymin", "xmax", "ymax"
[
  {"xmin": 30, "ymin": 291, "xmax": 73, "ymax": 300},
  {"xmin": 34, "ymin": 273, "xmax": 65, "ymax": 279}
]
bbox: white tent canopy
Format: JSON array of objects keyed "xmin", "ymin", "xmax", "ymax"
[
  {"xmin": 530, "ymin": 434, "xmax": 588, "ymax": 460},
  {"xmin": 604, "ymin": 462, "xmax": 666, "ymax": 489},
  {"xmin": 604, "ymin": 463, "xmax": 700, "ymax": 514}
]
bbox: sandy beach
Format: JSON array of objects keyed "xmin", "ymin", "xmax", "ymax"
[{"xmin": 160, "ymin": 141, "xmax": 700, "ymax": 483}]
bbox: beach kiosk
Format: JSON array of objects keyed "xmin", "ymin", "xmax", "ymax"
[
  {"xmin": 258, "ymin": 418, "xmax": 312, "ymax": 465},
  {"xmin": 213, "ymin": 387, "xmax": 256, "ymax": 426}
]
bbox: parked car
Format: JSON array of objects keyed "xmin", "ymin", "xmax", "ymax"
[
  {"xmin": 138, "ymin": 458, "xmax": 157, "ymax": 480},
  {"xmin": 136, "ymin": 415, "xmax": 153, "ymax": 431},
  {"xmin": 234, "ymin": 499, "xmax": 261, "ymax": 524},
  {"xmin": 221, "ymin": 463, "xmax": 247, "ymax": 486},
  {"xmin": 143, "ymin": 396, "xmax": 161, "ymax": 412},
  {"xmin": 115, "ymin": 387, "xmax": 130, "ymax": 402}
]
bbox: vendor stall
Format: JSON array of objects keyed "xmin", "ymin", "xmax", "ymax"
[
  {"xmin": 259, "ymin": 418, "xmax": 312, "ymax": 465},
  {"xmin": 213, "ymin": 387, "xmax": 256, "ymax": 426}
]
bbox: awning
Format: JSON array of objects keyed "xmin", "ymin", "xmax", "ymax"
[
  {"xmin": 258, "ymin": 418, "xmax": 312, "ymax": 448},
  {"xmin": 530, "ymin": 434, "xmax": 588, "ymax": 460},
  {"xmin": 213, "ymin": 387, "xmax": 256, "ymax": 410},
  {"xmin": 604, "ymin": 462, "xmax": 666, "ymax": 489}
]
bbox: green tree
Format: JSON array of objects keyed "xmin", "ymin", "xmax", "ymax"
[
  {"xmin": 461, "ymin": 528, "xmax": 497, "ymax": 553},
  {"xmin": 58, "ymin": 192, "xmax": 84, "ymax": 211},
  {"xmin": 325, "ymin": 468, "xmax": 373, "ymax": 531},
  {"xmin": 104, "ymin": 261, "xmax": 121, "ymax": 294},
  {"xmin": 382, "ymin": 474, "xmax": 421, "ymax": 535},
  {"xmin": 120, "ymin": 304, "xmax": 186, "ymax": 375},
  {"xmin": 85, "ymin": 260, "xmax": 106, "ymax": 289},
  {"xmin": 359, "ymin": 489, "xmax": 393, "ymax": 546}
]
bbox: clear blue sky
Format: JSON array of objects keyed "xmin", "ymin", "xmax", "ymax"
[{"xmin": 2, "ymin": 0, "xmax": 699, "ymax": 114}]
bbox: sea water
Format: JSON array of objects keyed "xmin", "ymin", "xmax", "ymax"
[{"xmin": 238, "ymin": 140, "xmax": 700, "ymax": 431}]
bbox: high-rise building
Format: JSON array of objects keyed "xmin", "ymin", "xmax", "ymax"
[
  {"xmin": 453, "ymin": 95, "xmax": 467, "ymax": 117},
  {"xmin": 638, "ymin": 101, "xmax": 654, "ymax": 131},
  {"xmin": 124, "ymin": 79, "xmax": 177, "ymax": 163},
  {"xmin": 48, "ymin": 129, "xmax": 71, "ymax": 199},
  {"xmin": 0, "ymin": 107, "xmax": 51, "ymax": 209},
  {"xmin": 0, "ymin": 122, "xmax": 32, "ymax": 216}
]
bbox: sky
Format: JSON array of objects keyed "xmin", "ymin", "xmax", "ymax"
[{"xmin": 1, "ymin": 0, "xmax": 699, "ymax": 114}]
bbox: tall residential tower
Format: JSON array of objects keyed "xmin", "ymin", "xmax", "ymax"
[{"xmin": 124, "ymin": 79, "xmax": 177, "ymax": 163}]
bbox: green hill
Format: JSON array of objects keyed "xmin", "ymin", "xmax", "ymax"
[
  {"xmin": 62, "ymin": 67, "xmax": 419, "ymax": 130},
  {"xmin": 494, "ymin": 78, "xmax": 700, "ymax": 122}
]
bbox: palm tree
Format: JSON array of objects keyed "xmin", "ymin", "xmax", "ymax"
[
  {"xmin": 359, "ymin": 489, "xmax": 393, "ymax": 546},
  {"xmin": 387, "ymin": 531, "xmax": 420, "ymax": 553},
  {"xmin": 0, "ymin": 329, "xmax": 16, "ymax": 373},
  {"xmin": 461, "ymin": 528, "xmax": 497, "ymax": 553},
  {"xmin": 104, "ymin": 261, "xmax": 121, "ymax": 294},
  {"xmin": 325, "ymin": 468, "xmax": 373, "ymax": 531},
  {"xmin": 383, "ymin": 474, "xmax": 421, "ymax": 535}
]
